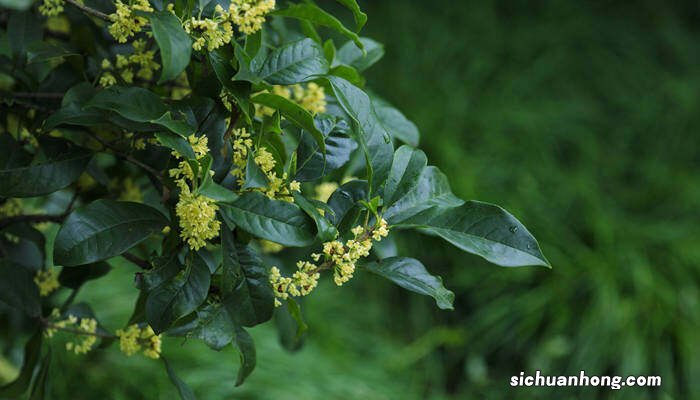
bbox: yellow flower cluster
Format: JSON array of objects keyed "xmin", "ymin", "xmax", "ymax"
[
  {"xmin": 45, "ymin": 309, "xmax": 99, "ymax": 355},
  {"xmin": 256, "ymin": 83, "xmax": 327, "ymax": 117},
  {"xmin": 39, "ymin": 0, "xmax": 65, "ymax": 17},
  {"xmin": 230, "ymin": 0, "xmax": 276, "ymax": 35},
  {"xmin": 175, "ymin": 187, "xmax": 221, "ymax": 250},
  {"xmin": 100, "ymin": 39, "xmax": 160, "ymax": 87},
  {"xmin": 169, "ymin": 135, "xmax": 221, "ymax": 250},
  {"xmin": 230, "ymin": 128, "xmax": 300, "ymax": 202},
  {"xmin": 116, "ymin": 324, "xmax": 162, "ymax": 359},
  {"xmin": 269, "ymin": 261, "xmax": 320, "ymax": 307},
  {"xmin": 270, "ymin": 219, "xmax": 390, "ymax": 305},
  {"xmin": 184, "ymin": 5, "xmax": 234, "ymax": 51},
  {"xmin": 0, "ymin": 198, "xmax": 22, "ymax": 217},
  {"xmin": 34, "ymin": 268, "xmax": 60, "ymax": 296},
  {"xmin": 108, "ymin": 0, "xmax": 153, "ymax": 43}
]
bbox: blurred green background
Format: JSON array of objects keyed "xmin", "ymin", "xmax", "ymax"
[{"xmin": 10, "ymin": 0, "xmax": 700, "ymax": 398}]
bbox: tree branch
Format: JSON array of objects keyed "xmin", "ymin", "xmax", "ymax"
[
  {"xmin": 122, "ymin": 252, "xmax": 151, "ymax": 270},
  {"xmin": 65, "ymin": 0, "xmax": 111, "ymax": 21}
]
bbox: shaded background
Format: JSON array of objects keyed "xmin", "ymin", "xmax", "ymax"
[{"xmin": 11, "ymin": 0, "xmax": 700, "ymax": 398}]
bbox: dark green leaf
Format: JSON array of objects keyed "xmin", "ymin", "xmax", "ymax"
[
  {"xmin": 209, "ymin": 48, "xmax": 253, "ymax": 123},
  {"xmin": 86, "ymin": 86, "xmax": 167, "ymax": 122},
  {"xmin": 26, "ymin": 41, "xmax": 78, "ymax": 64},
  {"xmin": 138, "ymin": 254, "xmax": 181, "ymax": 292},
  {"xmin": 334, "ymin": 0, "xmax": 367, "ymax": 31},
  {"xmin": 151, "ymin": 112, "xmax": 196, "ymax": 137},
  {"xmin": 58, "ymin": 261, "xmax": 111, "ymax": 290},
  {"xmin": 364, "ymin": 257, "xmax": 454, "ymax": 310},
  {"xmin": 0, "ymin": 331, "xmax": 42, "ymax": 397},
  {"xmin": 383, "ymin": 145, "xmax": 427, "ymax": 207},
  {"xmin": 146, "ymin": 256, "xmax": 211, "ymax": 333},
  {"xmin": 295, "ymin": 117, "xmax": 356, "ymax": 181},
  {"xmin": 326, "ymin": 179, "xmax": 368, "ymax": 228},
  {"xmin": 242, "ymin": 149, "xmax": 270, "ymax": 189},
  {"xmin": 7, "ymin": 11, "xmax": 41, "ymax": 58},
  {"xmin": 0, "ymin": 260, "xmax": 41, "ymax": 317},
  {"xmin": 372, "ymin": 95, "xmax": 420, "ymax": 146},
  {"xmin": 233, "ymin": 326, "xmax": 256, "ymax": 386},
  {"xmin": 0, "ymin": 149, "xmax": 91, "ymax": 198},
  {"xmin": 251, "ymin": 93, "xmax": 326, "ymax": 153},
  {"xmin": 221, "ymin": 233, "xmax": 274, "ymax": 327},
  {"xmin": 193, "ymin": 303, "xmax": 235, "ymax": 350},
  {"xmin": 336, "ymin": 38, "xmax": 384, "ymax": 72},
  {"xmin": 198, "ymin": 178, "xmax": 239, "ymax": 203},
  {"xmin": 397, "ymin": 202, "xmax": 551, "ymax": 267},
  {"xmin": 155, "ymin": 131, "xmax": 196, "ymax": 159},
  {"xmin": 325, "ymin": 76, "xmax": 394, "ymax": 194},
  {"xmin": 258, "ymin": 38, "xmax": 329, "ymax": 85},
  {"xmin": 29, "ymin": 350, "xmax": 50, "ymax": 400},
  {"xmin": 219, "ymin": 192, "xmax": 315, "ymax": 247},
  {"xmin": 383, "ymin": 166, "xmax": 463, "ymax": 224},
  {"xmin": 273, "ymin": 4, "xmax": 363, "ymax": 49},
  {"xmin": 163, "ymin": 358, "xmax": 197, "ymax": 400},
  {"xmin": 292, "ymin": 192, "xmax": 338, "ymax": 242},
  {"xmin": 54, "ymin": 200, "xmax": 168, "ymax": 266},
  {"xmin": 149, "ymin": 11, "xmax": 193, "ymax": 82}
]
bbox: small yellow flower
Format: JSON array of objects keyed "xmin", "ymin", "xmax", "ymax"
[
  {"xmin": 229, "ymin": 0, "xmax": 276, "ymax": 35},
  {"xmin": 116, "ymin": 324, "xmax": 162, "ymax": 359},
  {"xmin": 108, "ymin": 0, "xmax": 152, "ymax": 43},
  {"xmin": 119, "ymin": 177, "xmax": 143, "ymax": 202},
  {"xmin": 34, "ymin": 268, "xmax": 60, "ymax": 296},
  {"xmin": 175, "ymin": 187, "xmax": 221, "ymax": 251},
  {"xmin": 39, "ymin": 0, "xmax": 65, "ymax": 16}
]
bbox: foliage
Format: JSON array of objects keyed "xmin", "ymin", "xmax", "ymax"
[{"xmin": 0, "ymin": 0, "xmax": 548, "ymax": 397}]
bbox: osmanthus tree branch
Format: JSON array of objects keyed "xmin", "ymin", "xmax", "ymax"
[
  {"xmin": 86, "ymin": 132, "xmax": 164, "ymax": 184},
  {"xmin": 65, "ymin": 0, "xmax": 112, "ymax": 22},
  {"xmin": 122, "ymin": 252, "xmax": 151, "ymax": 270}
]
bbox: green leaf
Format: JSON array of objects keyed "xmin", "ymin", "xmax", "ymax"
[
  {"xmin": 383, "ymin": 166, "xmax": 463, "ymax": 224},
  {"xmin": 334, "ymin": 0, "xmax": 367, "ymax": 31},
  {"xmin": 363, "ymin": 257, "xmax": 454, "ymax": 310},
  {"xmin": 325, "ymin": 76, "xmax": 394, "ymax": 194},
  {"xmin": 7, "ymin": 11, "xmax": 41, "ymax": 58},
  {"xmin": 326, "ymin": 179, "xmax": 368, "ymax": 228},
  {"xmin": 198, "ymin": 178, "xmax": 239, "ymax": 203},
  {"xmin": 151, "ymin": 112, "xmax": 196, "ymax": 137},
  {"xmin": 0, "ymin": 260, "xmax": 41, "ymax": 317},
  {"xmin": 29, "ymin": 350, "xmax": 51, "ymax": 400},
  {"xmin": 258, "ymin": 38, "xmax": 329, "ymax": 85},
  {"xmin": 241, "ymin": 149, "xmax": 270, "ymax": 189},
  {"xmin": 54, "ymin": 200, "xmax": 168, "ymax": 266},
  {"xmin": 86, "ymin": 86, "xmax": 167, "ymax": 122},
  {"xmin": 292, "ymin": 192, "xmax": 338, "ymax": 242},
  {"xmin": 193, "ymin": 303, "xmax": 235, "ymax": 350},
  {"xmin": 0, "ymin": 0, "xmax": 33, "ymax": 10},
  {"xmin": 383, "ymin": 145, "xmax": 427, "ymax": 207},
  {"xmin": 26, "ymin": 41, "xmax": 79, "ymax": 64},
  {"xmin": 233, "ymin": 326, "xmax": 256, "ymax": 386},
  {"xmin": 209, "ymin": 48, "xmax": 253, "ymax": 123},
  {"xmin": 272, "ymin": 4, "xmax": 363, "ymax": 49},
  {"xmin": 219, "ymin": 192, "xmax": 316, "ymax": 247},
  {"xmin": 155, "ymin": 131, "xmax": 196, "ymax": 159},
  {"xmin": 146, "ymin": 255, "xmax": 211, "ymax": 333},
  {"xmin": 336, "ymin": 38, "xmax": 384, "ymax": 72},
  {"xmin": 58, "ymin": 261, "xmax": 111, "ymax": 290},
  {"xmin": 295, "ymin": 117, "xmax": 356, "ymax": 181},
  {"xmin": 163, "ymin": 358, "xmax": 197, "ymax": 400},
  {"xmin": 221, "ymin": 229, "xmax": 274, "ymax": 327},
  {"xmin": 0, "ymin": 331, "xmax": 42, "ymax": 397},
  {"xmin": 149, "ymin": 11, "xmax": 193, "ymax": 83},
  {"xmin": 0, "ymin": 149, "xmax": 91, "ymax": 198},
  {"xmin": 250, "ymin": 93, "xmax": 325, "ymax": 153},
  {"xmin": 372, "ymin": 95, "xmax": 420, "ymax": 146},
  {"xmin": 397, "ymin": 202, "xmax": 551, "ymax": 267}
]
